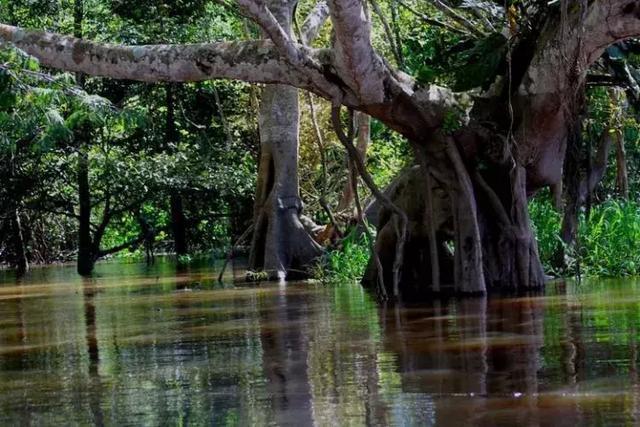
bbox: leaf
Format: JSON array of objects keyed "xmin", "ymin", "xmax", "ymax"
[
  {"xmin": 416, "ymin": 65, "xmax": 437, "ymax": 85},
  {"xmin": 452, "ymin": 33, "xmax": 507, "ymax": 92}
]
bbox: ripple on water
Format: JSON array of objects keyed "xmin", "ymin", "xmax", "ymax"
[{"xmin": 1, "ymin": 262, "xmax": 640, "ymax": 425}]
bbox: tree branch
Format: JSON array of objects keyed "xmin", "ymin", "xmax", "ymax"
[
  {"xmin": 0, "ymin": 24, "xmax": 327, "ymax": 90},
  {"xmin": 396, "ymin": 0, "xmax": 467, "ymax": 35},
  {"xmin": 301, "ymin": 1, "xmax": 330, "ymax": 45},
  {"xmin": 328, "ymin": 0, "xmax": 389, "ymax": 104},
  {"xmin": 432, "ymin": 0, "xmax": 485, "ymax": 38},
  {"xmin": 98, "ymin": 235, "xmax": 145, "ymax": 258}
]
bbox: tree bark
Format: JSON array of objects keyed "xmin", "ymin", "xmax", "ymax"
[{"xmin": 248, "ymin": 0, "xmax": 323, "ymax": 279}]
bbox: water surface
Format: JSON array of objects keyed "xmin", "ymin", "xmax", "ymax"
[{"xmin": 1, "ymin": 260, "xmax": 640, "ymax": 425}]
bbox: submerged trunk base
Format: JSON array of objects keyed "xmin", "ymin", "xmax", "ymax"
[{"xmin": 363, "ymin": 157, "xmax": 546, "ymax": 299}]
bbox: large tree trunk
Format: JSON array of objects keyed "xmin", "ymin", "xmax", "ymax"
[
  {"xmin": 248, "ymin": 0, "xmax": 322, "ymax": 279},
  {"xmin": 248, "ymin": 84, "xmax": 323, "ymax": 278},
  {"xmin": 364, "ymin": 139, "xmax": 545, "ymax": 297}
]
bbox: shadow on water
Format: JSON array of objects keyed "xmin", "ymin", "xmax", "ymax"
[{"xmin": 1, "ymin": 260, "xmax": 640, "ymax": 425}]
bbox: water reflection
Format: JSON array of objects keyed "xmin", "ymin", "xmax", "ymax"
[
  {"xmin": 1, "ymin": 262, "xmax": 640, "ymax": 425},
  {"xmin": 80, "ymin": 277, "xmax": 105, "ymax": 425}
]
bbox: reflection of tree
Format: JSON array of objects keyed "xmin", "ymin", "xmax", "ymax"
[
  {"xmin": 258, "ymin": 287, "xmax": 314, "ymax": 426},
  {"xmin": 382, "ymin": 296, "xmax": 546, "ymax": 423},
  {"xmin": 305, "ymin": 285, "xmax": 393, "ymax": 425},
  {"xmin": 82, "ymin": 277, "xmax": 104, "ymax": 426}
]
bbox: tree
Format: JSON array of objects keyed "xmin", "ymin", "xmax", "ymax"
[
  {"xmin": 4, "ymin": 0, "xmax": 640, "ymax": 295},
  {"xmin": 248, "ymin": 0, "xmax": 327, "ymax": 279}
]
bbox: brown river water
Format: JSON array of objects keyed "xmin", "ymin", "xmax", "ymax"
[{"xmin": 1, "ymin": 259, "xmax": 640, "ymax": 426}]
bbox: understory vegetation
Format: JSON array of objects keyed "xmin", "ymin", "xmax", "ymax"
[{"xmin": 322, "ymin": 199, "xmax": 640, "ymax": 284}]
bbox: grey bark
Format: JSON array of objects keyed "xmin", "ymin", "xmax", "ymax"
[{"xmin": 248, "ymin": 0, "xmax": 323, "ymax": 279}]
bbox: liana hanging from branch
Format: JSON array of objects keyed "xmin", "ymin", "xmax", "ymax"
[{"xmin": 331, "ymin": 104, "xmax": 408, "ymax": 299}]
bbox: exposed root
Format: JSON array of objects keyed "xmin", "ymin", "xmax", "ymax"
[{"xmin": 331, "ymin": 105, "xmax": 408, "ymax": 299}]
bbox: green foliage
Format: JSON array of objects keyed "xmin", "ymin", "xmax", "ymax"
[
  {"xmin": 529, "ymin": 196, "xmax": 563, "ymax": 274},
  {"xmin": 315, "ymin": 231, "xmax": 371, "ymax": 285},
  {"xmin": 368, "ymin": 118, "xmax": 412, "ymax": 189},
  {"xmin": 451, "ymin": 33, "xmax": 507, "ymax": 91},
  {"xmin": 442, "ymin": 108, "xmax": 464, "ymax": 134},
  {"xmin": 530, "ymin": 197, "xmax": 640, "ymax": 278},
  {"xmin": 0, "ymin": 32, "xmax": 256, "ymax": 265},
  {"xmin": 108, "ymin": 0, "xmax": 208, "ymax": 24},
  {"xmin": 579, "ymin": 201, "xmax": 640, "ymax": 276}
]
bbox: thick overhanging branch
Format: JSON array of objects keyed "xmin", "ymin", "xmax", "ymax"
[
  {"xmin": 0, "ymin": 24, "xmax": 331, "ymax": 92},
  {"xmin": 511, "ymin": 0, "xmax": 640, "ymax": 192},
  {"xmin": 235, "ymin": 0, "xmax": 342, "ymax": 99},
  {"xmin": 524, "ymin": 0, "xmax": 640, "ymax": 97},
  {"xmin": 237, "ymin": 0, "xmax": 307, "ymax": 64},
  {"xmin": 328, "ymin": 0, "xmax": 389, "ymax": 104}
]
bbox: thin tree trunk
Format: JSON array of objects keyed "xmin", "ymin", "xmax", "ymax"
[
  {"xmin": 77, "ymin": 146, "xmax": 94, "ymax": 276},
  {"xmin": 74, "ymin": 0, "xmax": 94, "ymax": 276},
  {"xmin": 170, "ymin": 193, "xmax": 188, "ymax": 257},
  {"xmin": 11, "ymin": 209, "xmax": 29, "ymax": 276},
  {"xmin": 615, "ymin": 132, "xmax": 629, "ymax": 200},
  {"xmin": 337, "ymin": 112, "xmax": 371, "ymax": 213},
  {"xmin": 165, "ymin": 83, "xmax": 188, "ymax": 257}
]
